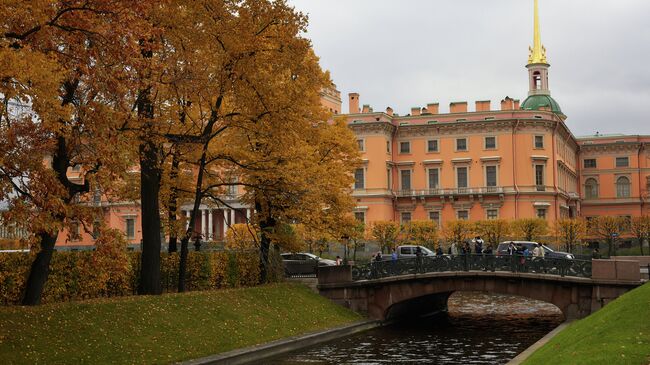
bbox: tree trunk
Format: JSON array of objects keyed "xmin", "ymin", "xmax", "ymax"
[
  {"xmin": 21, "ymin": 232, "xmax": 57, "ymax": 305},
  {"xmin": 167, "ymin": 149, "xmax": 181, "ymax": 253},
  {"xmin": 178, "ymin": 236, "xmax": 189, "ymax": 292},
  {"xmin": 138, "ymin": 138, "xmax": 163, "ymax": 295},
  {"xmin": 256, "ymin": 200, "xmax": 273, "ymax": 284}
]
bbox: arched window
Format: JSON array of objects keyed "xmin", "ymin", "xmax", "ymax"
[
  {"xmin": 585, "ymin": 178, "xmax": 598, "ymax": 199},
  {"xmin": 616, "ymin": 176, "xmax": 631, "ymax": 198},
  {"xmin": 533, "ymin": 71, "xmax": 542, "ymax": 90}
]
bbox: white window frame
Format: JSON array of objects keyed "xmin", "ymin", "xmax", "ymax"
[
  {"xmin": 484, "ymin": 136, "xmax": 497, "ymax": 150},
  {"xmin": 354, "ymin": 167, "xmax": 366, "ymax": 190},
  {"xmin": 584, "ymin": 177, "xmax": 599, "ymax": 199},
  {"xmin": 426, "ymin": 139, "xmax": 440, "ymax": 153},
  {"xmin": 486, "ymin": 209, "xmax": 499, "ymax": 220},
  {"xmin": 399, "ymin": 169, "xmax": 412, "ymax": 191},
  {"xmin": 534, "ymin": 135, "xmax": 545, "ymax": 149},
  {"xmin": 484, "ymin": 164, "xmax": 499, "ymax": 188},
  {"xmin": 455, "ymin": 137, "xmax": 468, "ymax": 152},
  {"xmin": 455, "ymin": 166, "xmax": 469, "ymax": 189},
  {"xmin": 427, "ymin": 167, "xmax": 440, "ymax": 189},
  {"xmin": 399, "ymin": 141, "xmax": 411, "ymax": 154},
  {"xmin": 429, "ymin": 210, "xmax": 441, "ymax": 227},
  {"xmin": 457, "ymin": 210, "xmax": 469, "ymax": 220}
]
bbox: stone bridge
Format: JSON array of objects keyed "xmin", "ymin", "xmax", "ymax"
[{"xmin": 318, "ymin": 259, "xmax": 644, "ymax": 321}]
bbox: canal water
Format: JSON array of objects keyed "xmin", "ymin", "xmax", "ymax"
[{"xmin": 269, "ymin": 292, "xmax": 563, "ymax": 365}]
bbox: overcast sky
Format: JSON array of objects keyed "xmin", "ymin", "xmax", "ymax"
[{"xmin": 288, "ymin": 0, "xmax": 650, "ymax": 137}]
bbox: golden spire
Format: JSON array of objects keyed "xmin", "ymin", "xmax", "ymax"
[{"xmin": 528, "ymin": 0, "xmax": 547, "ymax": 64}]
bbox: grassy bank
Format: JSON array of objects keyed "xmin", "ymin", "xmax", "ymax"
[
  {"xmin": 524, "ymin": 282, "xmax": 650, "ymax": 365},
  {"xmin": 0, "ymin": 283, "xmax": 361, "ymax": 364}
]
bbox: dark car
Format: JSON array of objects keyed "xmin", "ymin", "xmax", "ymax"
[
  {"xmin": 496, "ymin": 241, "xmax": 575, "ymax": 259},
  {"xmin": 281, "ymin": 252, "xmax": 337, "ymax": 276}
]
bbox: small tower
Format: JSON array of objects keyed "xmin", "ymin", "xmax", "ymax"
[{"xmin": 521, "ymin": 0, "xmax": 563, "ymax": 115}]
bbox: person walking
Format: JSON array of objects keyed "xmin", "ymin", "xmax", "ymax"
[
  {"xmin": 475, "ymin": 236, "xmax": 484, "ymax": 254},
  {"xmin": 391, "ymin": 248, "xmax": 398, "ymax": 262},
  {"xmin": 436, "ymin": 246, "xmax": 443, "ymax": 256},
  {"xmin": 451, "ymin": 242, "xmax": 458, "ymax": 256}
]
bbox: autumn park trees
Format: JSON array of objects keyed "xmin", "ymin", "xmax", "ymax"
[{"xmin": 0, "ymin": 0, "xmax": 359, "ymax": 304}]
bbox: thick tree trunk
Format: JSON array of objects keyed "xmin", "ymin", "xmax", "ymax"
[
  {"xmin": 21, "ymin": 232, "xmax": 57, "ymax": 305},
  {"xmin": 138, "ymin": 138, "xmax": 163, "ymax": 295}
]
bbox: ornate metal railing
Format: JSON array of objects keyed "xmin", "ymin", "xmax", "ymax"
[{"xmin": 351, "ymin": 254, "xmax": 592, "ymax": 281}]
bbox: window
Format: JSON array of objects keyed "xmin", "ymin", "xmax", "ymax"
[
  {"xmin": 456, "ymin": 138, "xmax": 467, "ymax": 151},
  {"xmin": 534, "ymin": 135, "xmax": 544, "ymax": 149},
  {"xmin": 354, "ymin": 211, "xmax": 365, "ymax": 223},
  {"xmin": 484, "ymin": 136, "xmax": 496, "ymax": 149},
  {"xmin": 487, "ymin": 209, "xmax": 498, "ymax": 220},
  {"xmin": 70, "ymin": 221, "xmax": 81, "ymax": 241},
  {"xmin": 616, "ymin": 176, "xmax": 631, "ymax": 198},
  {"xmin": 92, "ymin": 221, "xmax": 100, "ymax": 240},
  {"xmin": 354, "ymin": 168, "xmax": 365, "ymax": 190},
  {"xmin": 535, "ymin": 165, "xmax": 545, "ymax": 191},
  {"xmin": 427, "ymin": 139, "xmax": 439, "ymax": 153},
  {"xmin": 400, "ymin": 169, "xmax": 411, "ymax": 191},
  {"xmin": 400, "ymin": 141, "xmax": 411, "ymax": 154},
  {"xmin": 485, "ymin": 166, "xmax": 497, "ymax": 187},
  {"xmin": 401, "ymin": 212, "xmax": 412, "ymax": 224},
  {"xmin": 536, "ymin": 209, "xmax": 547, "ymax": 219},
  {"xmin": 616, "ymin": 157, "xmax": 629, "ymax": 168},
  {"xmin": 584, "ymin": 178, "xmax": 598, "ymax": 199},
  {"xmin": 386, "ymin": 141, "xmax": 391, "ymax": 153},
  {"xmin": 428, "ymin": 168, "xmax": 439, "ymax": 189},
  {"xmin": 456, "ymin": 167, "xmax": 468, "ymax": 188},
  {"xmin": 646, "ymin": 176, "xmax": 650, "ymax": 193},
  {"xmin": 357, "ymin": 139, "xmax": 365, "ymax": 151},
  {"xmin": 125, "ymin": 218, "xmax": 135, "ymax": 239},
  {"xmin": 584, "ymin": 159, "xmax": 597, "ymax": 168},
  {"xmin": 429, "ymin": 211, "xmax": 440, "ymax": 226},
  {"xmin": 457, "ymin": 210, "xmax": 469, "ymax": 220}
]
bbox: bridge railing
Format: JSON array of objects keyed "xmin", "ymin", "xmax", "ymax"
[{"xmin": 351, "ymin": 254, "xmax": 593, "ymax": 281}]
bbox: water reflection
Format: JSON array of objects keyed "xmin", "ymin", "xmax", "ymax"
[{"xmin": 269, "ymin": 292, "xmax": 562, "ymax": 365}]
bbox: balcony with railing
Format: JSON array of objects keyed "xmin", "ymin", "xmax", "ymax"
[{"xmin": 395, "ymin": 187, "xmax": 505, "ymax": 198}]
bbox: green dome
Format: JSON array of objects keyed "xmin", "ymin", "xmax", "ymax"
[{"xmin": 521, "ymin": 94, "xmax": 563, "ymax": 115}]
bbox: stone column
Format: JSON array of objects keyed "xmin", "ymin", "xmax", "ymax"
[
  {"xmin": 201, "ymin": 209, "xmax": 207, "ymax": 239},
  {"xmin": 230, "ymin": 208, "xmax": 236, "ymax": 226},
  {"xmin": 222, "ymin": 209, "xmax": 228, "ymax": 237},
  {"xmin": 207, "ymin": 209, "xmax": 213, "ymax": 240},
  {"xmin": 246, "ymin": 208, "xmax": 251, "ymax": 221},
  {"xmin": 185, "ymin": 210, "xmax": 190, "ymax": 230}
]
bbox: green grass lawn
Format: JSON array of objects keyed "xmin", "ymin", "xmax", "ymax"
[
  {"xmin": 524, "ymin": 282, "xmax": 650, "ymax": 365},
  {"xmin": 0, "ymin": 283, "xmax": 361, "ymax": 364}
]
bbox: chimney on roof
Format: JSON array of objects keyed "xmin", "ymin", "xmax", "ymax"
[
  {"xmin": 411, "ymin": 107, "xmax": 421, "ymax": 116},
  {"xmin": 427, "ymin": 103, "xmax": 439, "ymax": 115},
  {"xmin": 500, "ymin": 96, "xmax": 515, "ymax": 111},
  {"xmin": 450, "ymin": 101, "xmax": 468, "ymax": 113},
  {"xmin": 475, "ymin": 100, "xmax": 491, "ymax": 112},
  {"xmin": 348, "ymin": 93, "xmax": 360, "ymax": 114},
  {"xmin": 386, "ymin": 107, "xmax": 394, "ymax": 116},
  {"xmin": 362, "ymin": 104, "xmax": 371, "ymax": 113},
  {"xmin": 514, "ymin": 99, "xmax": 520, "ymax": 110}
]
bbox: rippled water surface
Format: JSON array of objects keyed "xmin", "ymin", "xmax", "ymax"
[{"xmin": 269, "ymin": 292, "xmax": 562, "ymax": 365}]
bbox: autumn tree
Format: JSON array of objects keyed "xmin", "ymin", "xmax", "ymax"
[
  {"xmin": 475, "ymin": 219, "xmax": 510, "ymax": 249},
  {"xmin": 555, "ymin": 218, "xmax": 587, "ymax": 253},
  {"xmin": 630, "ymin": 216, "xmax": 650, "ymax": 256},
  {"xmin": 371, "ymin": 221, "xmax": 400, "ymax": 253},
  {"xmin": 511, "ymin": 218, "xmax": 548, "ymax": 242},
  {"xmin": 225, "ymin": 223, "xmax": 259, "ymax": 251},
  {"xmin": 0, "ymin": 0, "xmax": 154, "ymax": 304},
  {"xmin": 338, "ymin": 216, "xmax": 365, "ymax": 262},
  {"xmin": 443, "ymin": 220, "xmax": 474, "ymax": 248},
  {"xmin": 400, "ymin": 221, "xmax": 439, "ymax": 250},
  {"xmin": 590, "ymin": 216, "xmax": 625, "ymax": 257}
]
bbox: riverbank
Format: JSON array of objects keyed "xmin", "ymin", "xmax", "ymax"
[
  {"xmin": 523, "ymin": 282, "xmax": 650, "ymax": 365},
  {"xmin": 0, "ymin": 283, "xmax": 361, "ymax": 364}
]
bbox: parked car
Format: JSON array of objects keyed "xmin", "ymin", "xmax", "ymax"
[
  {"xmin": 495, "ymin": 241, "xmax": 575, "ymax": 259},
  {"xmin": 281, "ymin": 252, "xmax": 336, "ymax": 276},
  {"xmin": 396, "ymin": 245, "xmax": 435, "ymax": 259}
]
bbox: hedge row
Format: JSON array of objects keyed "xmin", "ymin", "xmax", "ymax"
[{"xmin": 0, "ymin": 250, "xmax": 282, "ymax": 305}]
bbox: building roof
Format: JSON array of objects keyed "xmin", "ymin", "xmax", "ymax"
[{"xmin": 521, "ymin": 94, "xmax": 563, "ymax": 115}]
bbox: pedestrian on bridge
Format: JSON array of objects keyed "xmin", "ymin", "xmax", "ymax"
[{"xmin": 451, "ymin": 242, "xmax": 459, "ymax": 256}]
